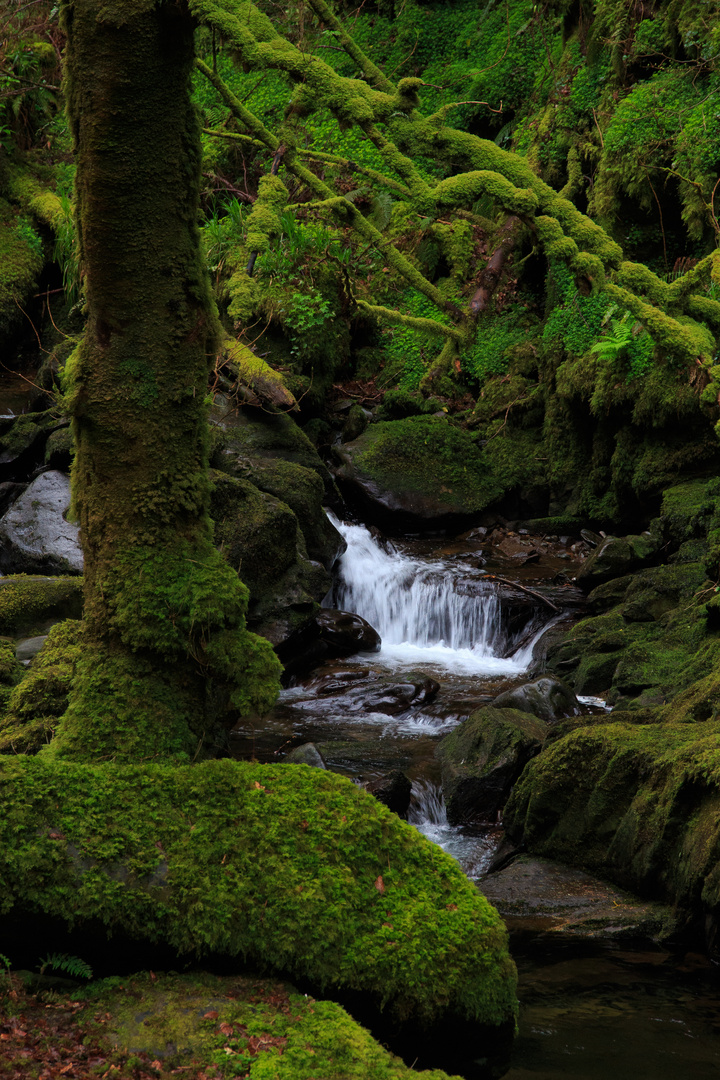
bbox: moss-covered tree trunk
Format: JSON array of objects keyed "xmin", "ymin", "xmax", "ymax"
[{"xmin": 52, "ymin": 0, "xmax": 279, "ymax": 763}]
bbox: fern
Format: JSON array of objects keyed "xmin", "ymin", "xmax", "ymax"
[{"xmin": 38, "ymin": 952, "xmax": 93, "ymax": 981}]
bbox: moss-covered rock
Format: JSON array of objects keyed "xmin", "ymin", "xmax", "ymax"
[
  {"xmin": 0, "ymin": 638, "xmax": 24, "ymax": 719},
  {"xmin": 503, "ymin": 718, "xmax": 720, "ymax": 947},
  {"xmin": 76, "ymin": 971, "xmax": 463, "ymax": 1079},
  {"xmin": 437, "ymin": 706, "xmax": 547, "ymax": 825},
  {"xmin": 0, "ymin": 757, "xmax": 518, "ymax": 1039},
  {"xmin": 210, "ymin": 399, "xmax": 334, "ymax": 494},
  {"xmin": 0, "ymin": 620, "xmax": 82, "ymax": 755},
  {"xmin": 210, "ymin": 472, "xmax": 330, "ymax": 645},
  {"xmin": 219, "ymin": 456, "xmax": 344, "ymax": 569},
  {"xmin": 0, "ymin": 575, "xmax": 83, "ymax": 637},
  {"xmin": 334, "ymin": 418, "xmax": 514, "ymax": 530}
]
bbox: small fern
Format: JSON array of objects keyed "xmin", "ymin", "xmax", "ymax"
[{"xmin": 38, "ymin": 952, "xmax": 93, "ymax": 981}]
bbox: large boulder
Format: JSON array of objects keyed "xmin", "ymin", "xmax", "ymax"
[
  {"xmin": 210, "ymin": 398, "xmax": 335, "ymax": 494},
  {"xmin": 0, "ymin": 471, "xmax": 82, "ymax": 575},
  {"xmin": 491, "ymin": 676, "xmax": 580, "ymax": 722},
  {"xmin": 0, "ymin": 756, "xmax": 519, "ymax": 1077},
  {"xmin": 437, "ymin": 706, "xmax": 547, "ymax": 825},
  {"xmin": 503, "ymin": 716, "xmax": 720, "ymax": 952},
  {"xmin": 278, "ymin": 608, "xmax": 381, "ymax": 676},
  {"xmin": 333, "ymin": 417, "xmax": 508, "ymax": 531},
  {"xmin": 220, "ymin": 455, "xmax": 345, "ymax": 569},
  {"xmin": 211, "ymin": 472, "xmax": 331, "ymax": 646}
]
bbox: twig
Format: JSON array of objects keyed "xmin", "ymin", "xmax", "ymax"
[{"xmin": 482, "ymin": 574, "xmax": 560, "ymax": 612}]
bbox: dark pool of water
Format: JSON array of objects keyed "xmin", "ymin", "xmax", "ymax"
[{"xmin": 507, "ymin": 935, "xmax": 720, "ymax": 1079}]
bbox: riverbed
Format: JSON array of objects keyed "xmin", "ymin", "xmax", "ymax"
[{"xmin": 232, "ymin": 512, "xmax": 720, "ymax": 1080}]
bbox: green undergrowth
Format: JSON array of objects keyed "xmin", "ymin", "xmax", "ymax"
[
  {"xmin": 0, "ymin": 620, "xmax": 82, "ymax": 755},
  {"xmin": 0, "ymin": 198, "xmax": 44, "ymax": 340},
  {"xmin": 0, "ymin": 757, "xmax": 518, "ymax": 1029},
  {"xmin": 75, "ymin": 971, "xmax": 462, "ymax": 1079}
]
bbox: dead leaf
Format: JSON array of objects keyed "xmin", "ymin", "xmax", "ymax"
[
  {"xmin": 374, "ymin": 875, "xmax": 385, "ymax": 893},
  {"xmin": 203, "ymin": 1011, "xmax": 219, "ymax": 1020},
  {"xmin": 219, "ymin": 1022, "xmax": 234, "ymax": 1035}
]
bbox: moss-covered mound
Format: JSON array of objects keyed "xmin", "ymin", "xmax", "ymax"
[
  {"xmin": 69, "ymin": 971, "xmax": 462, "ymax": 1079},
  {"xmin": 504, "ymin": 718, "xmax": 720, "ymax": 941},
  {"xmin": 334, "ymin": 418, "xmax": 515, "ymax": 529},
  {"xmin": 0, "ymin": 756, "xmax": 517, "ymax": 1033},
  {"xmin": 0, "ymin": 575, "xmax": 84, "ymax": 637}
]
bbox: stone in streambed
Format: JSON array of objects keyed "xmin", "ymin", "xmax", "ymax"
[
  {"xmin": 0, "ymin": 471, "xmax": 82, "ymax": 575},
  {"xmin": 284, "ymin": 742, "xmax": 327, "ymax": 769},
  {"xmin": 480, "ymin": 853, "xmax": 675, "ymax": 940},
  {"xmin": 437, "ymin": 706, "xmax": 547, "ymax": 825},
  {"xmin": 365, "ymin": 770, "xmax": 412, "ymax": 817},
  {"xmin": 491, "ymin": 675, "xmax": 580, "ymax": 722}
]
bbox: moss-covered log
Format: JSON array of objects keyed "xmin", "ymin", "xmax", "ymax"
[
  {"xmin": 54, "ymin": 0, "xmax": 280, "ymax": 762},
  {"xmin": 0, "ymin": 756, "xmax": 518, "ymax": 1066}
]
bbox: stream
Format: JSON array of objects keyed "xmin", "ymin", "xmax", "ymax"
[{"xmin": 232, "ymin": 512, "xmax": 720, "ymax": 1080}]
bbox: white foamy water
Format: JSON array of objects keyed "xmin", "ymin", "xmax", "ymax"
[
  {"xmin": 408, "ymin": 781, "xmax": 499, "ymax": 878},
  {"xmin": 328, "ymin": 514, "xmax": 540, "ymax": 675}
]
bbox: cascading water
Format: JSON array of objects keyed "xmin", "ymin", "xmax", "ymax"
[{"xmin": 327, "ymin": 513, "xmax": 546, "ymax": 674}]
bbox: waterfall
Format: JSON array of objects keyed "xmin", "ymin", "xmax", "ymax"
[{"xmin": 327, "ymin": 514, "xmax": 543, "ymax": 674}]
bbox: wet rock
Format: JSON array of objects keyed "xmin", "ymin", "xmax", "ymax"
[
  {"xmin": 15, "ymin": 635, "xmax": 48, "ymax": 663},
  {"xmin": 210, "ymin": 471, "xmax": 330, "ymax": 647},
  {"xmin": 437, "ymin": 706, "xmax": 547, "ymax": 825},
  {"xmin": 278, "ymin": 609, "xmax": 381, "ymax": 679},
  {"xmin": 284, "ymin": 742, "xmax": 326, "ymax": 768},
  {"xmin": 315, "ymin": 609, "xmax": 381, "ymax": 657},
  {"xmin": 480, "ymin": 854, "xmax": 676, "ymax": 940},
  {"xmin": 361, "ymin": 678, "xmax": 440, "ymax": 715},
  {"xmin": 222, "ymin": 456, "xmax": 345, "ymax": 570},
  {"xmin": 491, "ymin": 676, "xmax": 580, "ymax": 722},
  {"xmin": 0, "ymin": 471, "xmax": 82, "ymax": 575},
  {"xmin": 365, "ymin": 770, "xmax": 412, "ymax": 817}
]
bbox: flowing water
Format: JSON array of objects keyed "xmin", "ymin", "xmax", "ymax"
[{"xmin": 235, "ymin": 513, "xmax": 720, "ymax": 1080}]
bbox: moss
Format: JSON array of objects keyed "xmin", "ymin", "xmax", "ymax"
[
  {"xmin": 0, "ymin": 639, "xmax": 24, "ymax": 720},
  {"xmin": 0, "ymin": 575, "xmax": 84, "ymax": 637},
  {"xmin": 0, "ymin": 756, "xmax": 518, "ymax": 1030},
  {"xmin": 0, "ymin": 620, "xmax": 82, "ymax": 755},
  {"xmin": 349, "ymin": 417, "xmax": 510, "ymax": 515},
  {"xmin": 80, "ymin": 971, "xmax": 463, "ymax": 1079},
  {"xmin": 222, "ymin": 335, "xmax": 296, "ymax": 410},
  {"xmin": 504, "ymin": 717, "xmax": 720, "ymax": 923},
  {"xmin": 0, "ymin": 201, "xmax": 45, "ymax": 340}
]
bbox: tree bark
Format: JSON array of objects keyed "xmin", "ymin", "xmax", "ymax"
[{"xmin": 51, "ymin": 0, "xmax": 280, "ymax": 763}]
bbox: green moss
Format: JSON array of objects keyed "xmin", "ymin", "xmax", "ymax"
[
  {"xmin": 0, "ymin": 756, "xmax": 518, "ymax": 1029},
  {"xmin": 352, "ymin": 417, "xmax": 509, "ymax": 514},
  {"xmin": 80, "ymin": 971, "xmax": 463, "ymax": 1079},
  {"xmin": 0, "ymin": 575, "xmax": 84, "ymax": 637},
  {"xmin": 505, "ymin": 717, "xmax": 720, "ymax": 920},
  {"xmin": 0, "ymin": 620, "xmax": 82, "ymax": 756},
  {"xmin": 0, "ymin": 201, "xmax": 45, "ymax": 339}
]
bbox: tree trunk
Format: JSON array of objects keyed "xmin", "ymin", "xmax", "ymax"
[{"xmin": 51, "ymin": 0, "xmax": 280, "ymax": 763}]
